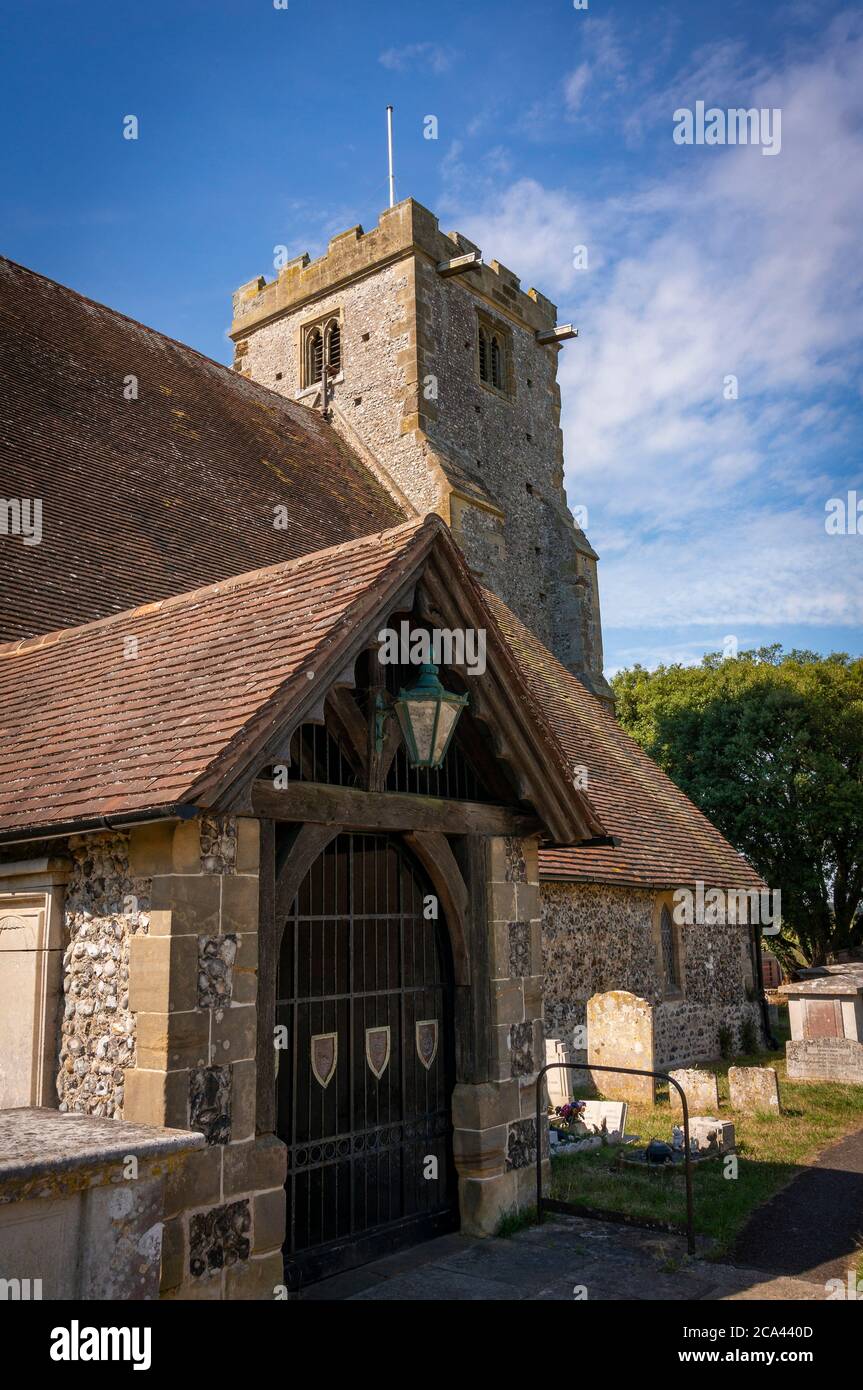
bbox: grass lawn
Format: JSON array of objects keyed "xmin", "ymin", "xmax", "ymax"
[{"xmin": 550, "ymin": 1037, "xmax": 863, "ymax": 1259}]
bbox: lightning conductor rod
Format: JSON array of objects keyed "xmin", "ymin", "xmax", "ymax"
[{"xmin": 386, "ymin": 105, "xmax": 395, "ymax": 208}]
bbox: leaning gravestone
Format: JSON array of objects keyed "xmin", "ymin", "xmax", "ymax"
[
  {"xmin": 581, "ymin": 1099, "xmax": 628, "ymax": 1139},
  {"xmin": 668, "ymin": 1068, "xmax": 720, "ymax": 1115},
  {"xmin": 728, "ymin": 1065, "xmax": 781, "ymax": 1113},
  {"xmin": 587, "ymin": 991, "xmax": 656, "ymax": 1102}
]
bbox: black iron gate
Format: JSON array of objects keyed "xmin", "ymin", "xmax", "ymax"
[{"xmin": 277, "ymin": 832, "xmax": 458, "ymax": 1286}]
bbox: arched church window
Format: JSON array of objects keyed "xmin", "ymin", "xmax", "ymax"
[
  {"xmin": 326, "ymin": 319, "xmax": 341, "ymax": 373},
  {"xmin": 302, "ymin": 313, "xmax": 343, "ymax": 389},
  {"xmin": 660, "ymin": 904, "xmax": 679, "ymax": 990},
  {"xmin": 476, "ymin": 311, "xmax": 512, "ymax": 398},
  {"xmin": 307, "ymin": 327, "xmax": 323, "ymax": 385}
]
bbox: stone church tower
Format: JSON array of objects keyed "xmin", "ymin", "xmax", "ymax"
[{"xmin": 230, "ymin": 197, "xmax": 612, "ymax": 703}]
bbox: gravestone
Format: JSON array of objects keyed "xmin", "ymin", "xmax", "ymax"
[
  {"xmin": 587, "ymin": 991, "xmax": 655, "ymax": 1103},
  {"xmin": 690, "ymin": 1116, "xmax": 736, "ymax": 1153},
  {"xmin": 728, "ymin": 1065, "xmax": 781, "ymax": 1113},
  {"xmin": 545, "ymin": 1038, "xmax": 572, "ymax": 1108},
  {"xmin": 581, "ymin": 1099, "xmax": 628, "ymax": 1139},
  {"xmin": 668, "ymin": 1068, "xmax": 719, "ymax": 1116}
]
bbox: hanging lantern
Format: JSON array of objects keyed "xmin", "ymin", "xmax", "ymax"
[{"xmin": 393, "ymin": 664, "xmax": 469, "ymax": 770}]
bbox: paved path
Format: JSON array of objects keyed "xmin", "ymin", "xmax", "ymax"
[
  {"xmin": 730, "ymin": 1126, "xmax": 863, "ymax": 1283},
  {"xmin": 299, "ymin": 1215, "xmax": 828, "ymax": 1301}
]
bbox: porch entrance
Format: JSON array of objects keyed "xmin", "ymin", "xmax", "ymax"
[{"xmin": 277, "ymin": 832, "xmax": 458, "ymax": 1286}]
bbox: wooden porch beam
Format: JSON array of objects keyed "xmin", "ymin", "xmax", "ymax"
[
  {"xmin": 404, "ymin": 831, "xmax": 470, "ymax": 986},
  {"xmin": 252, "ymin": 781, "xmax": 539, "ymax": 836},
  {"xmin": 325, "ymin": 687, "xmax": 369, "ymax": 779},
  {"xmin": 275, "ymin": 822, "xmax": 343, "ymax": 925}
]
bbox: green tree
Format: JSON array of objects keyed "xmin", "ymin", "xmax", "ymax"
[{"xmin": 612, "ymin": 647, "xmax": 863, "ymax": 965}]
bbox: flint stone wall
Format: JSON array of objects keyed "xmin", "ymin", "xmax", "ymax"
[
  {"xmin": 542, "ymin": 882, "xmax": 762, "ymax": 1072},
  {"xmin": 58, "ymin": 831, "xmax": 151, "ymax": 1118}
]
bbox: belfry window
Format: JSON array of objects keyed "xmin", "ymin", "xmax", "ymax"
[
  {"xmin": 306, "ymin": 328, "xmax": 323, "ymax": 385},
  {"xmin": 476, "ymin": 311, "xmax": 511, "ymax": 397},
  {"xmin": 302, "ymin": 315, "xmax": 342, "ymax": 388},
  {"xmin": 490, "ymin": 334, "xmax": 503, "ymax": 390},
  {"xmin": 325, "ymin": 320, "xmax": 341, "ymax": 374}
]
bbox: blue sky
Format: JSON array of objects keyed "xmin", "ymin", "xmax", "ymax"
[{"xmin": 2, "ymin": 0, "xmax": 861, "ymax": 675}]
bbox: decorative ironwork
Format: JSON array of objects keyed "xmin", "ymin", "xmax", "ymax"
[
  {"xmin": 310, "ymin": 1033, "xmax": 338, "ymax": 1089},
  {"xmin": 365, "ymin": 1025, "xmax": 391, "ymax": 1080},
  {"xmin": 535, "ymin": 1060, "xmax": 696, "ymax": 1256},
  {"xmin": 276, "ymin": 833, "xmax": 458, "ymax": 1285},
  {"xmin": 416, "ymin": 1019, "xmax": 438, "ymax": 1071}
]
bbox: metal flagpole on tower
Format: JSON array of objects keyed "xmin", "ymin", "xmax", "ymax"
[{"xmin": 386, "ymin": 105, "xmax": 395, "ymax": 208}]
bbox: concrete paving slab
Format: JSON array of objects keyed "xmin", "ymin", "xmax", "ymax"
[
  {"xmin": 350, "ymin": 1266, "xmax": 525, "ymax": 1300},
  {"xmin": 298, "ymin": 1212, "xmax": 838, "ymax": 1302}
]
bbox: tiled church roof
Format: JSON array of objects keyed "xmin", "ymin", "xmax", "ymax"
[
  {"xmin": 0, "ymin": 257, "xmax": 403, "ymax": 644},
  {"xmin": 0, "ymin": 519, "xmax": 601, "ymax": 847},
  {"xmin": 485, "ymin": 593, "xmax": 766, "ymax": 893},
  {"xmin": 0, "ymin": 523, "xmax": 427, "ymax": 837}
]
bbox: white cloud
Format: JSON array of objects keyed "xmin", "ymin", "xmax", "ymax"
[
  {"xmin": 379, "ymin": 42, "xmax": 457, "ymax": 75},
  {"xmin": 442, "ymin": 14, "xmax": 863, "ymax": 651},
  {"xmin": 564, "ymin": 63, "xmax": 592, "ymax": 114}
]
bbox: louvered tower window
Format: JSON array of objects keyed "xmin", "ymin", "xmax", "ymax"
[
  {"xmin": 490, "ymin": 334, "xmax": 503, "ymax": 390},
  {"xmin": 306, "ymin": 327, "xmax": 324, "ymax": 385},
  {"xmin": 326, "ymin": 320, "xmax": 341, "ymax": 373},
  {"xmin": 478, "ymin": 328, "xmax": 489, "ymax": 383},
  {"xmin": 303, "ymin": 316, "xmax": 342, "ymax": 388},
  {"xmin": 476, "ymin": 312, "xmax": 511, "ymax": 396}
]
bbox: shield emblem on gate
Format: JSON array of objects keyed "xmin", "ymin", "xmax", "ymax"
[
  {"xmin": 365, "ymin": 1026, "xmax": 391, "ymax": 1080},
  {"xmin": 415, "ymin": 1019, "xmax": 438, "ymax": 1071},
  {"xmin": 310, "ymin": 1033, "xmax": 338, "ymax": 1089}
]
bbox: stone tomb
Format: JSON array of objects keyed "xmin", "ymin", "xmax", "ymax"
[
  {"xmin": 728, "ymin": 1065, "xmax": 781, "ymax": 1113},
  {"xmin": 0, "ymin": 1108, "xmax": 203, "ymax": 1299},
  {"xmin": 668, "ymin": 1067, "xmax": 719, "ymax": 1116},
  {"xmin": 780, "ymin": 965, "xmax": 863, "ymax": 1084}
]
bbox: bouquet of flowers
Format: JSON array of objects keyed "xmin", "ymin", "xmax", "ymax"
[{"xmin": 552, "ymin": 1100, "xmax": 588, "ymax": 1133}]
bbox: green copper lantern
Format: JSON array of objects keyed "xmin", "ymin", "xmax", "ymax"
[{"xmin": 393, "ymin": 664, "xmax": 469, "ymax": 770}]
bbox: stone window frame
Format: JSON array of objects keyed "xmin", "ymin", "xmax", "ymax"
[
  {"xmin": 0, "ymin": 858, "xmax": 70, "ymax": 1109},
  {"xmin": 740, "ymin": 927, "xmax": 757, "ymax": 997},
  {"xmin": 476, "ymin": 309, "xmax": 514, "ymax": 402},
  {"xmin": 652, "ymin": 891, "xmax": 685, "ymax": 1000},
  {"xmin": 300, "ymin": 309, "xmax": 344, "ymax": 391}
]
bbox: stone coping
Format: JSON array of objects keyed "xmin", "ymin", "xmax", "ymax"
[
  {"xmin": 779, "ymin": 966, "xmax": 863, "ymax": 998},
  {"xmin": 0, "ymin": 1107, "xmax": 204, "ymax": 1184}
]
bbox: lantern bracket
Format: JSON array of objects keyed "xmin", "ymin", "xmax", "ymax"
[{"xmin": 374, "ymin": 691, "xmax": 392, "ymax": 756}]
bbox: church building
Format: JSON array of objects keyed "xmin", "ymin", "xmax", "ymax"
[{"xmin": 0, "ymin": 199, "xmax": 766, "ymax": 1298}]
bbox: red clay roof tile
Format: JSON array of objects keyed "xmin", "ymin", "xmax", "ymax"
[{"xmin": 0, "ymin": 522, "xmax": 426, "ymax": 837}]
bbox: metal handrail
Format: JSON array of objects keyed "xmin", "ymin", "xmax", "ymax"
[{"xmin": 535, "ymin": 1061, "xmax": 696, "ymax": 1255}]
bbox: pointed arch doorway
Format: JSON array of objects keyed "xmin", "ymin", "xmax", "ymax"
[{"xmin": 276, "ymin": 831, "xmax": 459, "ymax": 1287}]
